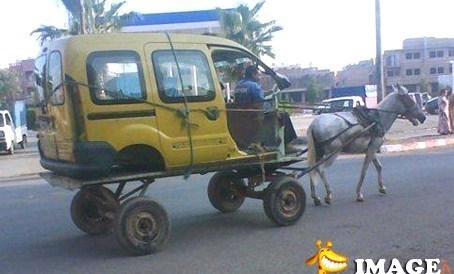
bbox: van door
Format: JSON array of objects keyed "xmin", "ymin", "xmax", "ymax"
[
  {"xmin": 144, "ymin": 42, "xmax": 230, "ymax": 168},
  {"xmin": 39, "ymin": 51, "xmax": 76, "ymax": 161}
]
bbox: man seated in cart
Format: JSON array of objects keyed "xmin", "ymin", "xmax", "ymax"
[{"xmin": 234, "ymin": 65, "xmax": 300, "ymax": 154}]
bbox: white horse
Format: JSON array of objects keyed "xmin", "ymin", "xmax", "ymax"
[{"xmin": 306, "ymin": 85, "xmax": 426, "ymax": 205}]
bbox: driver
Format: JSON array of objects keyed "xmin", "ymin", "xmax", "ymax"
[{"xmin": 234, "ymin": 65, "xmax": 299, "ymax": 153}]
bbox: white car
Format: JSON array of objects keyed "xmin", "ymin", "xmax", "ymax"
[
  {"xmin": 314, "ymin": 96, "xmax": 365, "ymax": 114},
  {"xmin": 0, "ymin": 110, "xmax": 27, "ymax": 154}
]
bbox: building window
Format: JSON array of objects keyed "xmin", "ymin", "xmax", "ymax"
[
  {"xmin": 430, "ymin": 67, "xmax": 437, "ymax": 74},
  {"xmin": 429, "ymin": 51, "xmax": 436, "ymax": 58},
  {"xmin": 385, "ymin": 55, "xmax": 397, "ymax": 67},
  {"xmin": 450, "ymin": 64, "xmax": 453, "ymax": 73},
  {"xmin": 437, "ymin": 50, "xmax": 444, "ymax": 57},
  {"xmin": 406, "ymin": 69, "xmax": 413, "ymax": 76},
  {"xmin": 414, "ymin": 68, "xmax": 421, "ymax": 75},
  {"xmin": 438, "ymin": 67, "xmax": 444, "ymax": 73},
  {"xmin": 405, "ymin": 53, "xmax": 412, "ymax": 60},
  {"xmin": 413, "ymin": 52, "xmax": 420, "ymax": 59},
  {"xmin": 449, "ymin": 49, "xmax": 454, "ymax": 57}
]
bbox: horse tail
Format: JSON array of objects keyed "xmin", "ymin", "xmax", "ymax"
[{"xmin": 306, "ymin": 124, "xmax": 319, "ymax": 181}]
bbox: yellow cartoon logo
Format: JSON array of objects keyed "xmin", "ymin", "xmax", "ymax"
[{"xmin": 305, "ymin": 240, "xmax": 348, "ymax": 274}]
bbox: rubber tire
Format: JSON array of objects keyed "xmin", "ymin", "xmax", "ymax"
[
  {"xmin": 20, "ymin": 135, "xmax": 27, "ymax": 149},
  {"xmin": 7, "ymin": 142, "xmax": 14, "ymax": 155},
  {"xmin": 70, "ymin": 186, "xmax": 118, "ymax": 235},
  {"xmin": 207, "ymin": 171, "xmax": 246, "ymax": 213},
  {"xmin": 114, "ymin": 197, "xmax": 170, "ymax": 256},
  {"xmin": 263, "ymin": 176, "xmax": 306, "ymax": 226}
]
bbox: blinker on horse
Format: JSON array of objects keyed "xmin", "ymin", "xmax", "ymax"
[{"xmin": 306, "ymin": 84, "xmax": 426, "ymax": 205}]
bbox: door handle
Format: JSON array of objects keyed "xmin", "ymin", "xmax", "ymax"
[{"xmin": 205, "ymin": 106, "xmax": 219, "ymax": 121}]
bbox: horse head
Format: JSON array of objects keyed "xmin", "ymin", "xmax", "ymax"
[{"xmin": 392, "ymin": 84, "xmax": 426, "ymax": 126}]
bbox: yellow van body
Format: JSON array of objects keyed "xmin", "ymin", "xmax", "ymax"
[{"xmin": 35, "ymin": 33, "xmax": 285, "ymax": 178}]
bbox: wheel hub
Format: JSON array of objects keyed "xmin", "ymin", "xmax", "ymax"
[
  {"xmin": 279, "ymin": 189, "xmax": 299, "ymax": 217},
  {"xmin": 132, "ymin": 212, "xmax": 158, "ymax": 241}
]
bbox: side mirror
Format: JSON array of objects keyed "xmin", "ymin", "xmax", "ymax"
[{"xmin": 275, "ymin": 73, "xmax": 291, "ymax": 90}]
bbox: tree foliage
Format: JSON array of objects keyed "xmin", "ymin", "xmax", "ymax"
[
  {"xmin": 0, "ymin": 69, "xmax": 23, "ymax": 104},
  {"xmin": 31, "ymin": 0, "xmax": 139, "ymax": 45},
  {"xmin": 217, "ymin": 1, "xmax": 283, "ymax": 58}
]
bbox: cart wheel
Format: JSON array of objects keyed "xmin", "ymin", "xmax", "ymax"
[
  {"xmin": 70, "ymin": 186, "xmax": 118, "ymax": 235},
  {"xmin": 263, "ymin": 176, "xmax": 306, "ymax": 226},
  {"xmin": 114, "ymin": 197, "xmax": 170, "ymax": 255},
  {"xmin": 207, "ymin": 171, "xmax": 245, "ymax": 213}
]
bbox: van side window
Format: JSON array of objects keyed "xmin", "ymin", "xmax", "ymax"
[
  {"xmin": 152, "ymin": 50, "xmax": 215, "ymax": 103},
  {"xmin": 87, "ymin": 51, "xmax": 146, "ymax": 104},
  {"xmin": 48, "ymin": 51, "xmax": 64, "ymax": 105},
  {"xmin": 34, "ymin": 55, "xmax": 47, "ymax": 105},
  {"xmin": 5, "ymin": 114, "xmax": 12, "ymax": 126}
]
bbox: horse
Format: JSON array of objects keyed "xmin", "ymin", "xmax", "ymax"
[{"xmin": 306, "ymin": 85, "xmax": 426, "ymax": 205}]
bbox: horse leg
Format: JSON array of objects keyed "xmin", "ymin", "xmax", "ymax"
[
  {"xmin": 372, "ymin": 156, "xmax": 387, "ymax": 194},
  {"xmin": 310, "ymin": 168, "xmax": 322, "ymax": 206},
  {"xmin": 356, "ymin": 152, "xmax": 372, "ymax": 202},
  {"xmin": 317, "ymin": 169, "xmax": 333, "ymax": 204}
]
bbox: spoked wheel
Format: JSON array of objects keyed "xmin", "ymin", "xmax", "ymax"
[
  {"xmin": 207, "ymin": 171, "xmax": 246, "ymax": 213},
  {"xmin": 114, "ymin": 197, "xmax": 170, "ymax": 255},
  {"xmin": 70, "ymin": 186, "xmax": 118, "ymax": 235},
  {"xmin": 263, "ymin": 176, "xmax": 306, "ymax": 226}
]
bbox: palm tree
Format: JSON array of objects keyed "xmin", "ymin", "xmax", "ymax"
[
  {"xmin": 31, "ymin": 0, "xmax": 139, "ymax": 44},
  {"xmin": 217, "ymin": 1, "xmax": 283, "ymax": 58}
]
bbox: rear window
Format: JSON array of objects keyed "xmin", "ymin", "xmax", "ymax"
[
  {"xmin": 87, "ymin": 51, "xmax": 146, "ymax": 104},
  {"xmin": 48, "ymin": 51, "xmax": 64, "ymax": 105},
  {"xmin": 34, "ymin": 55, "xmax": 47, "ymax": 105}
]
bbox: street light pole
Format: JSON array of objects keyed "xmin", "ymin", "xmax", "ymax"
[{"xmin": 375, "ymin": 0, "xmax": 385, "ymax": 102}]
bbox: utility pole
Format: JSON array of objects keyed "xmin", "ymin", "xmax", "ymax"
[
  {"xmin": 375, "ymin": 0, "xmax": 385, "ymax": 102},
  {"xmin": 79, "ymin": 0, "xmax": 85, "ymax": 34}
]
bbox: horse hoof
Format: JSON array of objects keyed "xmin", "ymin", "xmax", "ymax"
[
  {"xmin": 314, "ymin": 198, "xmax": 322, "ymax": 206},
  {"xmin": 379, "ymin": 187, "xmax": 387, "ymax": 195},
  {"xmin": 325, "ymin": 195, "xmax": 332, "ymax": 205},
  {"xmin": 356, "ymin": 194, "xmax": 364, "ymax": 202}
]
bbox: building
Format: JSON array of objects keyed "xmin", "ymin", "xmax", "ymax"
[
  {"xmin": 121, "ymin": 9, "xmax": 226, "ymax": 34},
  {"xmin": 8, "ymin": 59, "xmax": 35, "ymax": 102},
  {"xmin": 383, "ymin": 37, "xmax": 454, "ymax": 94},
  {"xmin": 336, "ymin": 59, "xmax": 376, "ymax": 87}
]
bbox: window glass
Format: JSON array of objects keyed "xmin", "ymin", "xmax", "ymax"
[
  {"xmin": 429, "ymin": 51, "xmax": 436, "ymax": 58},
  {"xmin": 405, "ymin": 53, "xmax": 412, "ymax": 59},
  {"xmin": 5, "ymin": 114, "xmax": 12, "ymax": 126},
  {"xmin": 87, "ymin": 51, "xmax": 145, "ymax": 104},
  {"xmin": 34, "ymin": 55, "xmax": 47, "ymax": 104},
  {"xmin": 438, "ymin": 67, "xmax": 444, "ymax": 73},
  {"xmin": 406, "ymin": 69, "xmax": 413, "ymax": 76},
  {"xmin": 437, "ymin": 50, "xmax": 444, "ymax": 57},
  {"xmin": 414, "ymin": 68, "xmax": 421, "ymax": 75},
  {"xmin": 430, "ymin": 67, "xmax": 436, "ymax": 74},
  {"xmin": 413, "ymin": 52, "xmax": 420, "ymax": 59},
  {"xmin": 0, "ymin": 115, "xmax": 4, "ymax": 127},
  {"xmin": 48, "ymin": 51, "xmax": 64, "ymax": 105},
  {"xmin": 153, "ymin": 50, "xmax": 215, "ymax": 103}
]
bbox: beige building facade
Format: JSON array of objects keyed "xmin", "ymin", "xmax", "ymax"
[{"xmin": 384, "ymin": 37, "xmax": 454, "ymax": 94}]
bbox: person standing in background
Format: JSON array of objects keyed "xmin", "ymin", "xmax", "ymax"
[
  {"xmin": 438, "ymin": 88, "xmax": 451, "ymax": 135},
  {"xmin": 447, "ymin": 87, "xmax": 454, "ymax": 132}
]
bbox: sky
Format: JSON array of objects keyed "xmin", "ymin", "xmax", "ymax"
[{"xmin": 1, "ymin": 0, "xmax": 454, "ymax": 71}]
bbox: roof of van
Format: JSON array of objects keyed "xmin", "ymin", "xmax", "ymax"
[{"xmin": 40, "ymin": 32, "xmax": 249, "ymax": 53}]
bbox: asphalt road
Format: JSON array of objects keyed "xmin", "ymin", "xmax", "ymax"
[{"xmin": 0, "ymin": 147, "xmax": 453, "ymax": 273}]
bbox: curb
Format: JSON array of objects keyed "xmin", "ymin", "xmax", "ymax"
[
  {"xmin": 0, "ymin": 174, "xmax": 41, "ymax": 183},
  {"xmin": 380, "ymin": 136, "xmax": 454, "ymax": 153}
]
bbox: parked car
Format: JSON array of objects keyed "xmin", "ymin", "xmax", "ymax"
[
  {"xmin": 408, "ymin": 92, "xmax": 431, "ymax": 109},
  {"xmin": 424, "ymin": 97, "xmax": 439, "ymax": 115},
  {"xmin": 0, "ymin": 107, "xmax": 27, "ymax": 154},
  {"xmin": 314, "ymin": 96, "xmax": 365, "ymax": 115}
]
